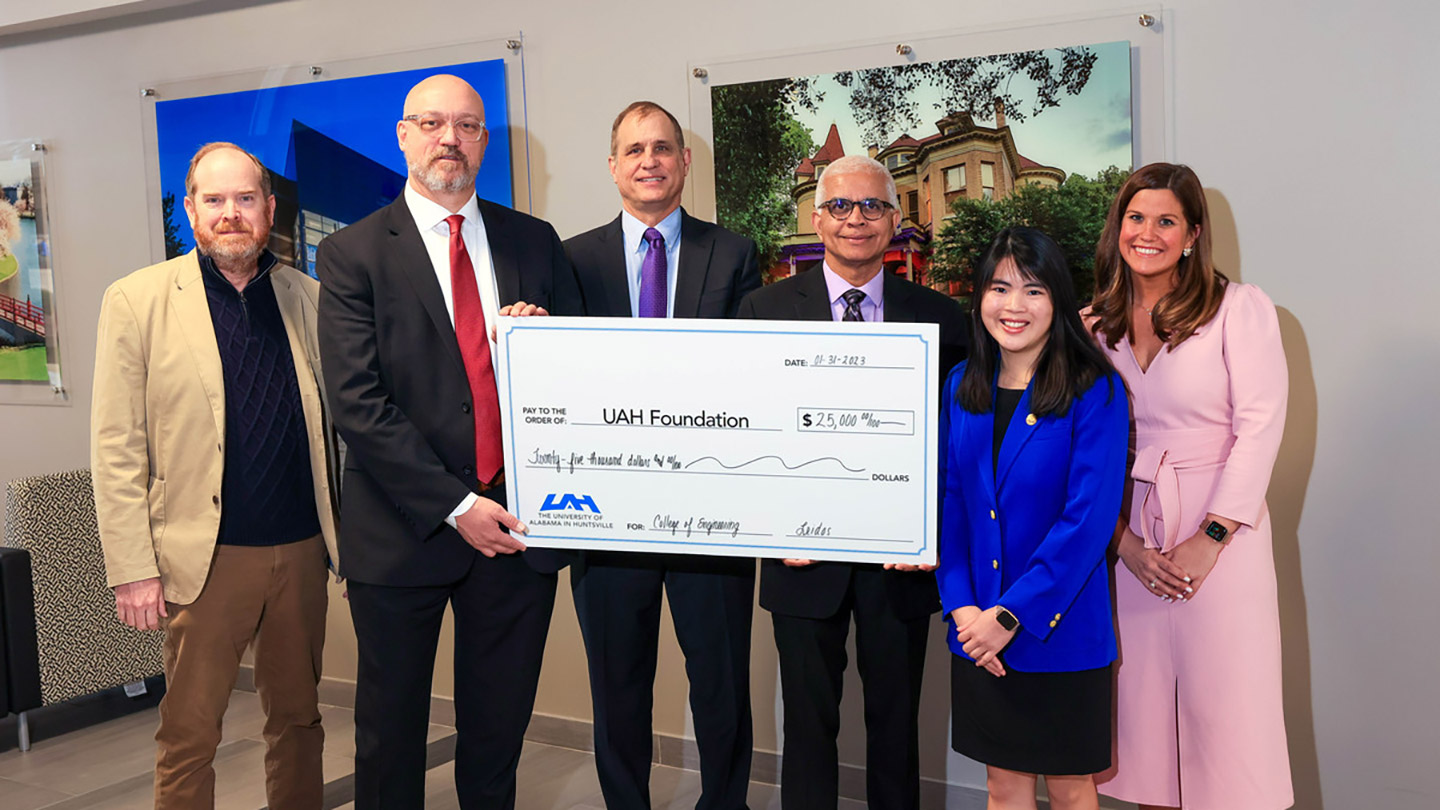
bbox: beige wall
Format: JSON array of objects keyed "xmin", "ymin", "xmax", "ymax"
[{"xmin": 2, "ymin": 1, "xmax": 1438, "ymax": 805}]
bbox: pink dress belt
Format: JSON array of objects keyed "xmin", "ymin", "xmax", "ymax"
[{"xmin": 1130, "ymin": 426, "xmax": 1235, "ymax": 553}]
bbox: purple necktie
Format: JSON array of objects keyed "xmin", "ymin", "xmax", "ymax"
[
  {"xmin": 841, "ymin": 289, "xmax": 866, "ymax": 322},
  {"xmin": 639, "ymin": 227, "xmax": 667, "ymax": 318}
]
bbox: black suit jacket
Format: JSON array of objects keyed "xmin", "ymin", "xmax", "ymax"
[
  {"xmin": 317, "ymin": 195, "xmax": 583, "ymax": 585},
  {"xmin": 737, "ymin": 267, "xmax": 970, "ymax": 620},
  {"xmin": 565, "ymin": 209, "xmax": 761, "ymax": 579},
  {"xmin": 565, "ymin": 209, "xmax": 761, "ymax": 320}
]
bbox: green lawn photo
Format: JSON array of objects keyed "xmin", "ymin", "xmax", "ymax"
[{"xmin": 0, "ymin": 344, "xmax": 47, "ymax": 381}]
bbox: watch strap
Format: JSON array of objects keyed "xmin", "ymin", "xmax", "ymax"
[{"xmin": 995, "ymin": 606, "xmax": 1019, "ymax": 631}]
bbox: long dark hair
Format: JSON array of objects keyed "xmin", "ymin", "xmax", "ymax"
[
  {"xmin": 959, "ymin": 227, "xmax": 1117, "ymax": 416},
  {"xmin": 1090, "ymin": 162, "xmax": 1227, "ymax": 349}
]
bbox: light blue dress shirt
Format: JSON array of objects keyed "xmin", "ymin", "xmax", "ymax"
[
  {"xmin": 620, "ymin": 207, "xmax": 682, "ymax": 318},
  {"xmin": 821, "ymin": 262, "xmax": 885, "ymax": 322}
]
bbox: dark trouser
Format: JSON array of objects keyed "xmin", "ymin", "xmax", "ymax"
[
  {"xmin": 572, "ymin": 552, "xmax": 755, "ymax": 810},
  {"xmin": 347, "ymin": 553, "xmax": 557, "ymax": 810},
  {"xmin": 156, "ymin": 535, "xmax": 328, "ymax": 810},
  {"xmin": 770, "ymin": 566, "xmax": 930, "ymax": 810}
]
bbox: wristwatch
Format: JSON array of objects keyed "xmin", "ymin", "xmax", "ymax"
[
  {"xmin": 1203, "ymin": 520, "xmax": 1229, "ymax": 543},
  {"xmin": 995, "ymin": 606, "xmax": 1020, "ymax": 631}
]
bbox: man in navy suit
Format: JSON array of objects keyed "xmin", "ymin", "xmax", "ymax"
[
  {"xmin": 564, "ymin": 101, "xmax": 761, "ymax": 810},
  {"xmin": 316, "ymin": 74, "xmax": 582, "ymax": 810},
  {"xmin": 738, "ymin": 154, "xmax": 968, "ymax": 810}
]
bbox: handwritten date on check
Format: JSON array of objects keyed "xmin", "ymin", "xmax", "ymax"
[{"xmin": 495, "ymin": 317, "xmax": 939, "ymax": 565}]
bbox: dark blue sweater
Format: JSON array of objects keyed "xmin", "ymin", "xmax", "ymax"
[{"xmin": 200, "ymin": 250, "xmax": 321, "ymax": 546}]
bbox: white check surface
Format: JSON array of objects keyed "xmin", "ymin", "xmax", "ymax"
[{"xmin": 496, "ymin": 317, "xmax": 939, "ymax": 565}]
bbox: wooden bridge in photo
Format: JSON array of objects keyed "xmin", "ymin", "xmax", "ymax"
[{"xmin": 0, "ymin": 292, "xmax": 45, "ymax": 345}]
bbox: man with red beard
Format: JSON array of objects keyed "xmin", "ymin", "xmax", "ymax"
[
  {"xmin": 316, "ymin": 74, "xmax": 583, "ymax": 809},
  {"xmin": 92, "ymin": 142, "xmax": 339, "ymax": 809}
]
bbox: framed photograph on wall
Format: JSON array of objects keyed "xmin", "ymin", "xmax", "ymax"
[
  {"xmin": 140, "ymin": 36, "xmax": 533, "ymax": 276},
  {"xmin": 687, "ymin": 11, "xmax": 1170, "ymax": 300},
  {"xmin": 0, "ymin": 140, "xmax": 66, "ymax": 405}
]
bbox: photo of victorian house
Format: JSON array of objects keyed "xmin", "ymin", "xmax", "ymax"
[
  {"xmin": 775, "ymin": 103, "xmax": 1064, "ymax": 287},
  {"xmin": 711, "ymin": 40, "xmax": 1132, "ymax": 297}
]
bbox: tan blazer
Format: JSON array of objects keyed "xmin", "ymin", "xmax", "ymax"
[{"xmin": 91, "ymin": 250, "xmax": 339, "ymax": 605}]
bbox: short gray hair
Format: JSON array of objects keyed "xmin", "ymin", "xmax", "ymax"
[{"xmin": 815, "ymin": 154, "xmax": 899, "ymax": 209}]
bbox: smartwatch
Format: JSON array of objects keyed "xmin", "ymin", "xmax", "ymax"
[
  {"xmin": 1203, "ymin": 520, "xmax": 1229, "ymax": 543},
  {"xmin": 995, "ymin": 606, "xmax": 1020, "ymax": 632}
]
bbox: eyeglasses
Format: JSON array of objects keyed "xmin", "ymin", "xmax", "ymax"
[
  {"xmin": 402, "ymin": 115, "xmax": 487, "ymax": 142},
  {"xmin": 819, "ymin": 197, "xmax": 895, "ymax": 220}
]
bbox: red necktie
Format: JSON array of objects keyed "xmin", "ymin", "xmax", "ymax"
[{"xmin": 446, "ymin": 214, "xmax": 503, "ymax": 485}]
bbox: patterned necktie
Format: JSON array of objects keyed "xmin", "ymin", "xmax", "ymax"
[
  {"xmin": 841, "ymin": 288, "xmax": 867, "ymax": 322},
  {"xmin": 638, "ymin": 227, "xmax": 667, "ymax": 318},
  {"xmin": 446, "ymin": 214, "xmax": 503, "ymax": 485}
]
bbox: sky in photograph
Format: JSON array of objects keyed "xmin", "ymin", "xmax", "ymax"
[
  {"xmin": 787, "ymin": 40, "xmax": 1132, "ymax": 180},
  {"xmin": 0, "ymin": 157, "xmax": 31, "ymax": 187}
]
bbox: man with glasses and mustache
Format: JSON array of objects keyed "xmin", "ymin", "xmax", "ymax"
[
  {"xmin": 737, "ymin": 154, "xmax": 968, "ymax": 810},
  {"xmin": 315, "ymin": 74, "xmax": 582, "ymax": 809},
  {"xmin": 92, "ymin": 142, "xmax": 339, "ymax": 809}
]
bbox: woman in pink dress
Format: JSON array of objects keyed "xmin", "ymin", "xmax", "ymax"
[{"xmin": 1089, "ymin": 163, "xmax": 1293, "ymax": 810}]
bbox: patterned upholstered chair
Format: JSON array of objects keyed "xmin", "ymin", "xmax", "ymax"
[{"xmin": 1, "ymin": 469, "xmax": 164, "ymax": 750}]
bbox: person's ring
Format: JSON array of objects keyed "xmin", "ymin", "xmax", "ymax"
[{"xmin": 1149, "ymin": 580, "xmax": 1158, "ymax": 588}]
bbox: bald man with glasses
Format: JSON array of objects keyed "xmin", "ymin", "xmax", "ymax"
[{"xmin": 316, "ymin": 74, "xmax": 582, "ymax": 810}]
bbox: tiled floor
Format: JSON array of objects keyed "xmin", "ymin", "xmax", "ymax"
[{"xmin": 0, "ymin": 691, "xmax": 860, "ymax": 809}]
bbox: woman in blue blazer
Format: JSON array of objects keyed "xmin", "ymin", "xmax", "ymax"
[{"xmin": 937, "ymin": 227, "xmax": 1129, "ymax": 810}]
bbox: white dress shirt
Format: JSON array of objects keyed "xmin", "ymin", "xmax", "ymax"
[
  {"xmin": 404, "ymin": 183, "xmax": 502, "ymax": 369},
  {"xmin": 402, "ymin": 183, "xmax": 500, "ymax": 522}
]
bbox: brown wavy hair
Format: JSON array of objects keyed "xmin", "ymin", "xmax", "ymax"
[{"xmin": 1090, "ymin": 163, "xmax": 1227, "ymax": 350}]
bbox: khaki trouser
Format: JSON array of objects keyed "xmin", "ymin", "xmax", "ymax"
[{"xmin": 154, "ymin": 535, "xmax": 328, "ymax": 810}]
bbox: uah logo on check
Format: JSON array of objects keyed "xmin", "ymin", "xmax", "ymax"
[{"xmin": 540, "ymin": 493, "xmax": 601, "ymax": 514}]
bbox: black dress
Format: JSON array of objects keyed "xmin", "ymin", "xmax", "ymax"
[{"xmin": 949, "ymin": 387, "xmax": 1112, "ymax": 776}]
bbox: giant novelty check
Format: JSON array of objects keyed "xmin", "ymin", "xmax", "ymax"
[{"xmin": 496, "ymin": 317, "xmax": 940, "ymax": 565}]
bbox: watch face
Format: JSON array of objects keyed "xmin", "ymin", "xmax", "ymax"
[
  {"xmin": 996, "ymin": 609, "xmax": 1018, "ymax": 631},
  {"xmin": 1205, "ymin": 521, "xmax": 1228, "ymax": 542}
]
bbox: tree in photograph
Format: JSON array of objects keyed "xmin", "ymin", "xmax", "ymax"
[
  {"xmin": 16, "ymin": 181, "xmax": 34, "ymax": 215},
  {"xmin": 161, "ymin": 192, "xmax": 187, "ymax": 259},
  {"xmin": 712, "ymin": 46, "xmax": 1103, "ymax": 275},
  {"xmin": 712, "ymin": 79, "xmax": 817, "ymax": 270},
  {"xmin": 833, "ymin": 47, "xmax": 1099, "ymax": 145},
  {"xmin": 931, "ymin": 166, "xmax": 1130, "ymax": 299}
]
